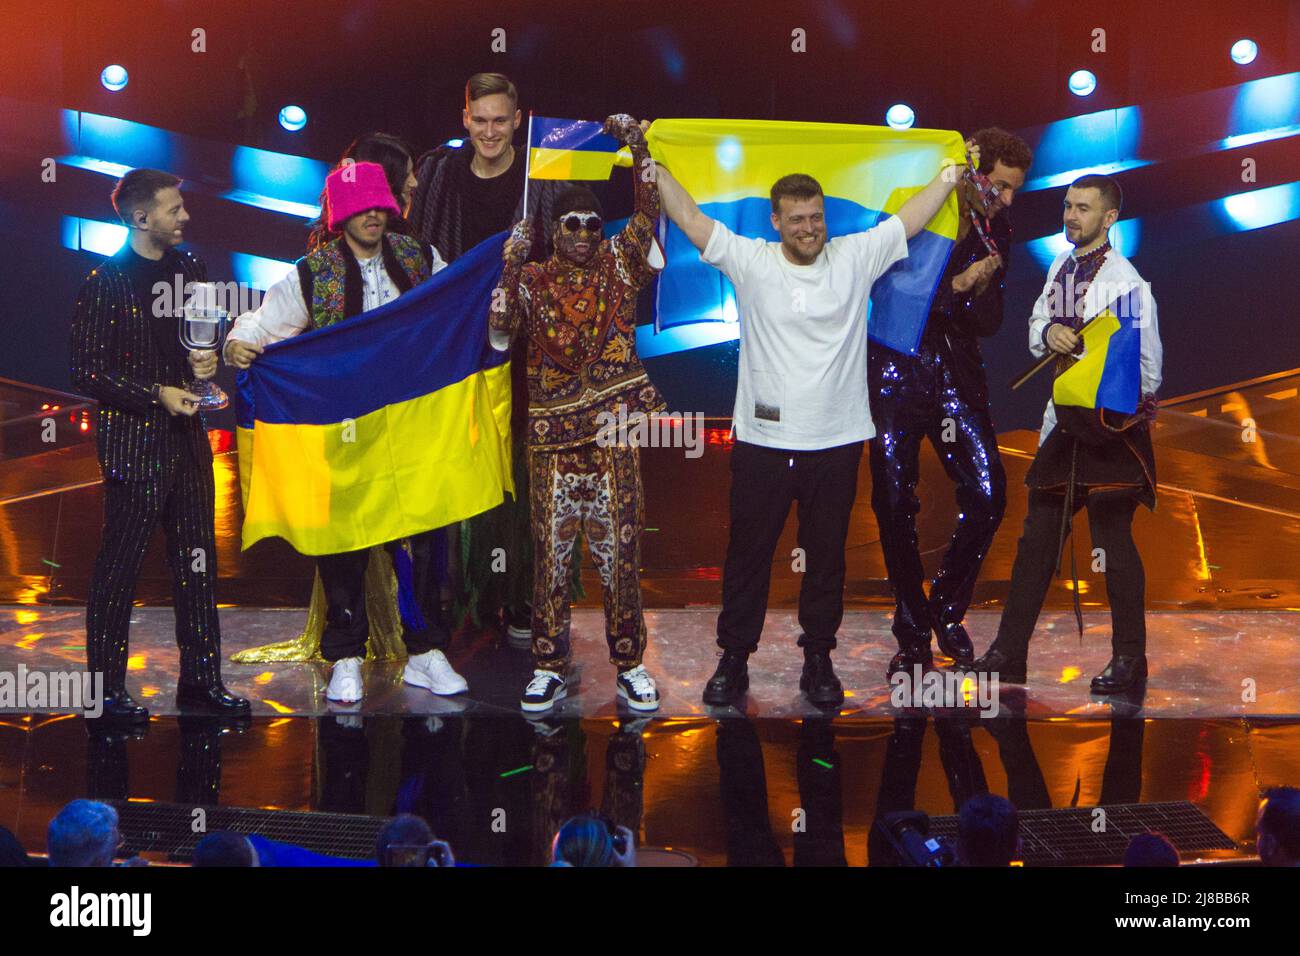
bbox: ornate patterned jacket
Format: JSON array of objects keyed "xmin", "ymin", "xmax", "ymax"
[{"xmin": 490, "ymin": 141, "xmax": 667, "ymax": 451}]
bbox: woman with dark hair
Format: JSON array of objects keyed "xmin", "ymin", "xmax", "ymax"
[
  {"xmin": 307, "ymin": 132, "xmax": 418, "ymax": 251},
  {"xmin": 352, "ymin": 132, "xmax": 418, "ymax": 214}
]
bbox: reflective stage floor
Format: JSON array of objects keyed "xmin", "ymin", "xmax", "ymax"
[
  {"xmin": 2, "ymin": 605, "xmax": 1299, "ymax": 719},
  {"xmin": 2, "ymin": 370, "xmax": 1299, "ymax": 863},
  {"xmin": 1, "ymin": 712, "xmax": 1295, "ymax": 866}
]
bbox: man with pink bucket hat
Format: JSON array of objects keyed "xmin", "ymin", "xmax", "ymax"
[{"xmin": 225, "ymin": 160, "xmax": 463, "ymax": 705}]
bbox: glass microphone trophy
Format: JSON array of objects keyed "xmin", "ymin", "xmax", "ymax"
[{"xmin": 179, "ymin": 282, "xmax": 231, "ymax": 410}]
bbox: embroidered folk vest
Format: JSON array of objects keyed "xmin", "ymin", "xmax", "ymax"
[{"xmin": 298, "ymin": 233, "xmax": 431, "ymax": 329}]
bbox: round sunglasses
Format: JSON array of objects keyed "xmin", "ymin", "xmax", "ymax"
[{"xmin": 557, "ymin": 213, "xmax": 603, "ymax": 233}]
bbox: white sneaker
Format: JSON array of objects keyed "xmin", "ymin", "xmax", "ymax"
[
  {"xmin": 403, "ymin": 649, "xmax": 469, "ymax": 696},
  {"xmin": 325, "ymin": 657, "xmax": 364, "ymax": 703},
  {"xmin": 521, "ymin": 669, "xmax": 567, "ymax": 712},
  {"xmin": 615, "ymin": 665, "xmax": 660, "ymax": 712}
]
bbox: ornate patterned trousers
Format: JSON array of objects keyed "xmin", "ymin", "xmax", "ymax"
[{"xmin": 528, "ymin": 441, "xmax": 646, "ymax": 671}]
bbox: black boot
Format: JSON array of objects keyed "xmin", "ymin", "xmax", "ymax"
[
  {"xmin": 177, "ymin": 682, "xmax": 252, "ymax": 715},
  {"xmin": 800, "ymin": 650, "xmax": 844, "ymax": 709},
  {"xmin": 99, "ymin": 688, "xmax": 149, "ymax": 723},
  {"xmin": 970, "ymin": 645, "xmax": 1027, "ymax": 684},
  {"xmin": 1089, "ymin": 655, "xmax": 1147, "ymax": 695},
  {"xmin": 886, "ymin": 638, "xmax": 933, "ymax": 680},
  {"xmin": 703, "ymin": 650, "xmax": 750, "ymax": 707},
  {"xmin": 933, "ymin": 621, "xmax": 975, "ymax": 666}
]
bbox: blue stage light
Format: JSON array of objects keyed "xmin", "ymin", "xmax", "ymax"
[
  {"xmin": 445, "ymin": 138, "xmax": 465, "ymax": 148},
  {"xmin": 227, "ymin": 145, "xmax": 328, "ymax": 219},
  {"xmin": 636, "ymin": 321, "xmax": 739, "ymax": 359},
  {"xmin": 886, "ymin": 104, "xmax": 915, "ymax": 130},
  {"xmin": 715, "ymin": 136, "xmax": 742, "ymax": 171},
  {"xmin": 1068, "ymin": 70, "xmax": 1097, "ymax": 97},
  {"xmin": 100, "ymin": 65, "xmax": 128, "ymax": 92},
  {"xmin": 1231, "ymin": 39, "xmax": 1258, "ymax": 65},
  {"xmin": 231, "ymin": 252, "xmax": 296, "ymax": 291},
  {"xmin": 62, "ymin": 217, "xmax": 129, "ymax": 256},
  {"xmin": 278, "ymin": 105, "xmax": 307, "ymax": 132},
  {"xmin": 1220, "ymin": 183, "xmax": 1300, "ymax": 231}
]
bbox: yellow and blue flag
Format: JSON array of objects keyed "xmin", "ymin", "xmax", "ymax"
[
  {"xmin": 645, "ymin": 118, "xmax": 965, "ymax": 355},
  {"xmin": 528, "ymin": 116, "xmax": 632, "ymax": 181},
  {"xmin": 235, "ymin": 236, "xmax": 514, "ymax": 556},
  {"xmin": 1053, "ymin": 286, "xmax": 1143, "ymax": 414}
]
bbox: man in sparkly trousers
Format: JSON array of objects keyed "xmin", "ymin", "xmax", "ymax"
[{"xmin": 70, "ymin": 168, "xmax": 249, "ymax": 722}]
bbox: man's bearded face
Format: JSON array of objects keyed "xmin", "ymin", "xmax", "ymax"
[
  {"xmin": 553, "ymin": 211, "xmax": 602, "ymax": 266},
  {"xmin": 344, "ymin": 208, "xmax": 388, "ymax": 250}
]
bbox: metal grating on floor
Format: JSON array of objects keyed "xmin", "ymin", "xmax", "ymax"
[
  {"xmin": 111, "ymin": 801, "xmax": 389, "ymax": 862},
  {"xmin": 927, "ymin": 801, "xmax": 1237, "ymax": 866}
]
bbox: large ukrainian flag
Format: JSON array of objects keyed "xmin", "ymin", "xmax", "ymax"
[
  {"xmin": 645, "ymin": 118, "xmax": 965, "ymax": 355},
  {"xmin": 1053, "ymin": 286, "xmax": 1143, "ymax": 414},
  {"xmin": 235, "ymin": 235, "xmax": 514, "ymax": 556}
]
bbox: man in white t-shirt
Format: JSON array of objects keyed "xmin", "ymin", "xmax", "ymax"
[{"xmin": 656, "ymin": 145, "xmax": 977, "ymax": 708}]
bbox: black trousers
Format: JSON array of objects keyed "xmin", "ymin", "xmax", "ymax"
[
  {"xmin": 86, "ymin": 448, "xmax": 222, "ymax": 690},
  {"xmin": 994, "ymin": 488, "xmax": 1145, "ymax": 657},
  {"xmin": 716, "ymin": 440, "xmax": 863, "ymax": 654},
  {"xmin": 868, "ymin": 716, "xmax": 987, "ymax": 865},
  {"xmin": 869, "ymin": 349, "xmax": 1006, "ymax": 644},
  {"xmin": 317, "ymin": 529, "xmax": 449, "ymax": 662},
  {"xmin": 716, "ymin": 717, "xmax": 846, "ymax": 866}
]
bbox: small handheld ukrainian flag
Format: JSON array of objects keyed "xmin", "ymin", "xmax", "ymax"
[
  {"xmin": 527, "ymin": 115, "xmax": 633, "ymax": 181},
  {"xmin": 1053, "ymin": 286, "xmax": 1143, "ymax": 415}
]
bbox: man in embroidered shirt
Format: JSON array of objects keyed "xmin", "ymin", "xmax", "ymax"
[
  {"xmin": 656, "ymin": 142, "xmax": 982, "ymax": 709},
  {"xmin": 490, "ymin": 114, "xmax": 664, "ymax": 714},
  {"xmin": 972, "ymin": 174, "xmax": 1163, "ymax": 695},
  {"xmin": 224, "ymin": 161, "xmax": 464, "ymax": 705}
]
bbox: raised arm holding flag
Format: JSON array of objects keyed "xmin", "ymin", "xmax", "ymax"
[
  {"xmin": 491, "ymin": 113, "xmax": 666, "ymax": 714},
  {"xmin": 653, "ymin": 121, "xmax": 978, "ymax": 709}
]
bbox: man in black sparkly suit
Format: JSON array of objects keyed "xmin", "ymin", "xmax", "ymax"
[
  {"xmin": 69, "ymin": 168, "xmax": 249, "ymax": 721},
  {"xmin": 869, "ymin": 128, "xmax": 1032, "ymax": 677}
]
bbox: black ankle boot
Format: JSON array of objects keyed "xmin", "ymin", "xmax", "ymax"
[
  {"xmin": 933, "ymin": 621, "xmax": 975, "ymax": 666},
  {"xmin": 800, "ymin": 650, "xmax": 844, "ymax": 709},
  {"xmin": 99, "ymin": 688, "xmax": 149, "ymax": 723},
  {"xmin": 177, "ymin": 681, "xmax": 252, "ymax": 715},
  {"xmin": 887, "ymin": 639, "xmax": 934, "ymax": 680},
  {"xmin": 703, "ymin": 650, "xmax": 750, "ymax": 707},
  {"xmin": 970, "ymin": 645, "xmax": 1027, "ymax": 684},
  {"xmin": 1090, "ymin": 655, "xmax": 1147, "ymax": 695}
]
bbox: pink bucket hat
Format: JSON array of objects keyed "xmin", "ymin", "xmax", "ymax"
[{"xmin": 325, "ymin": 161, "xmax": 400, "ymax": 231}]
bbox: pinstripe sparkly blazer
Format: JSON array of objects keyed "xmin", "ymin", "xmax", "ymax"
[{"xmin": 69, "ymin": 246, "xmax": 213, "ymax": 481}]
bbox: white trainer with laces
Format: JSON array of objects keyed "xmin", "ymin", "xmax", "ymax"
[
  {"xmin": 325, "ymin": 657, "xmax": 364, "ymax": 703},
  {"xmin": 521, "ymin": 669, "xmax": 567, "ymax": 712},
  {"xmin": 403, "ymin": 649, "xmax": 469, "ymax": 695},
  {"xmin": 615, "ymin": 665, "xmax": 660, "ymax": 711}
]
